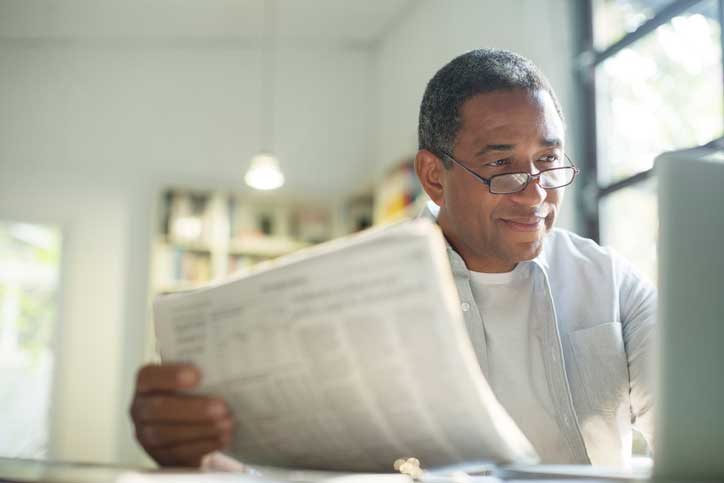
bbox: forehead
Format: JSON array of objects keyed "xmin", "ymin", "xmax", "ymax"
[{"xmin": 457, "ymin": 88, "xmax": 564, "ymax": 145}]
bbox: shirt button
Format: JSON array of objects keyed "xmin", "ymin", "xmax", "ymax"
[
  {"xmin": 563, "ymin": 415, "xmax": 570, "ymax": 426},
  {"xmin": 461, "ymin": 302, "xmax": 470, "ymax": 312},
  {"xmin": 551, "ymin": 349, "xmax": 558, "ymax": 362}
]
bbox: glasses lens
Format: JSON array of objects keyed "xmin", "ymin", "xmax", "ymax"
[
  {"xmin": 490, "ymin": 172, "xmax": 529, "ymax": 194},
  {"xmin": 540, "ymin": 167, "xmax": 575, "ymax": 188}
]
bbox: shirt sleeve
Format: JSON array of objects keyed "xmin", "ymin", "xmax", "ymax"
[{"xmin": 618, "ymin": 258, "xmax": 657, "ymax": 449}]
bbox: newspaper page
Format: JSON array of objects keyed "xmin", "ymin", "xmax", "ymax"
[{"xmin": 153, "ymin": 219, "xmax": 538, "ymax": 472}]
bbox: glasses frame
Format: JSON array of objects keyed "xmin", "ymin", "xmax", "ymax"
[{"xmin": 440, "ymin": 151, "xmax": 581, "ymax": 194}]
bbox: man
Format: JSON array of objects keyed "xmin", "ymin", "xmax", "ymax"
[{"xmin": 130, "ymin": 49, "xmax": 655, "ymax": 469}]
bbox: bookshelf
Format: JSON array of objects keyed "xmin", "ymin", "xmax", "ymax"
[
  {"xmin": 151, "ymin": 163, "xmax": 424, "ymax": 294},
  {"xmin": 373, "ymin": 160, "xmax": 427, "ymax": 225},
  {"xmin": 152, "ymin": 189, "xmax": 335, "ymax": 294}
]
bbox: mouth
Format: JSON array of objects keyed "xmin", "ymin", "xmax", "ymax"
[{"xmin": 499, "ymin": 216, "xmax": 546, "ymax": 232}]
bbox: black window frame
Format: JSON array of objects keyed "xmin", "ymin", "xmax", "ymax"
[{"xmin": 577, "ymin": 0, "xmax": 724, "ymax": 241}]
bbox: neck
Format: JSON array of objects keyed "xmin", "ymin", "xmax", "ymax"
[{"xmin": 465, "ymin": 257, "xmax": 517, "ymax": 273}]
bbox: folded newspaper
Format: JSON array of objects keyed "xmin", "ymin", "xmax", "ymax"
[{"xmin": 153, "ymin": 219, "xmax": 538, "ymax": 472}]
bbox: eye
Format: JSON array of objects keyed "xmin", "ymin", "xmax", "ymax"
[
  {"xmin": 485, "ymin": 158, "xmax": 511, "ymax": 168},
  {"xmin": 538, "ymin": 154, "xmax": 561, "ymax": 163}
]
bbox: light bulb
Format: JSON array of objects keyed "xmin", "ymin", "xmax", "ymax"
[{"xmin": 244, "ymin": 152, "xmax": 284, "ymax": 190}]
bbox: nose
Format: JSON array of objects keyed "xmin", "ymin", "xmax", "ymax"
[{"xmin": 510, "ymin": 175, "xmax": 547, "ymax": 207}]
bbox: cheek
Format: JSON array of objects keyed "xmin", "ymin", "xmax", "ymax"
[
  {"xmin": 444, "ymin": 176, "xmax": 501, "ymax": 230},
  {"xmin": 545, "ymin": 189, "xmax": 563, "ymax": 227},
  {"xmin": 448, "ymin": 187, "xmax": 488, "ymax": 225},
  {"xmin": 470, "ymin": 194, "xmax": 502, "ymax": 230}
]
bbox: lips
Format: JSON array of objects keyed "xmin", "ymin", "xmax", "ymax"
[
  {"xmin": 500, "ymin": 216, "xmax": 546, "ymax": 232},
  {"xmin": 503, "ymin": 216, "xmax": 543, "ymax": 224}
]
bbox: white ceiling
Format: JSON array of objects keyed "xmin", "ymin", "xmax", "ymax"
[{"xmin": 0, "ymin": 0, "xmax": 415, "ymax": 45}]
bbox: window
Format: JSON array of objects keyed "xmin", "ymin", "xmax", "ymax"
[
  {"xmin": 0, "ymin": 222, "xmax": 62, "ymax": 458},
  {"xmin": 581, "ymin": 0, "xmax": 723, "ymax": 284}
]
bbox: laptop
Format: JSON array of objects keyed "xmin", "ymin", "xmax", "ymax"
[{"xmin": 654, "ymin": 139, "xmax": 724, "ymax": 480}]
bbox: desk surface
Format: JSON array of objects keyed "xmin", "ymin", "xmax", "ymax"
[
  {"xmin": 0, "ymin": 458, "xmax": 151, "ymax": 483},
  {"xmin": 0, "ymin": 457, "xmax": 705, "ymax": 483}
]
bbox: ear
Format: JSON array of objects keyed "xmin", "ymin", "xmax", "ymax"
[{"xmin": 414, "ymin": 149, "xmax": 446, "ymax": 207}]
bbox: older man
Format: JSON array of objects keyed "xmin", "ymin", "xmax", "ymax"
[{"xmin": 130, "ymin": 49, "xmax": 655, "ymax": 469}]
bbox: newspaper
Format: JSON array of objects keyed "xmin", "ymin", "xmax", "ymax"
[{"xmin": 153, "ymin": 219, "xmax": 538, "ymax": 472}]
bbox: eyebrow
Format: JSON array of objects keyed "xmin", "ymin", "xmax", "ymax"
[
  {"xmin": 541, "ymin": 137, "xmax": 562, "ymax": 148},
  {"xmin": 475, "ymin": 144, "xmax": 514, "ymax": 156},
  {"xmin": 474, "ymin": 137, "xmax": 562, "ymax": 156}
]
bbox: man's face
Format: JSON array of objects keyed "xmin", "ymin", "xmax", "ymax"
[{"xmin": 432, "ymin": 88, "xmax": 566, "ymax": 272}]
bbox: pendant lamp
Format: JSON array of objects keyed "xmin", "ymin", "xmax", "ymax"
[{"xmin": 245, "ymin": 0, "xmax": 284, "ymax": 190}]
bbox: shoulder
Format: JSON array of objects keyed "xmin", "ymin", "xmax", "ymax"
[
  {"xmin": 540, "ymin": 228, "xmax": 654, "ymax": 293},
  {"xmin": 540, "ymin": 228, "xmax": 615, "ymax": 269}
]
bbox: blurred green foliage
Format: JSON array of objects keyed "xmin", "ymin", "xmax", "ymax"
[{"xmin": 0, "ymin": 222, "xmax": 61, "ymax": 367}]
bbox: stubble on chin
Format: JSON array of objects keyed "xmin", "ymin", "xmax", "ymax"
[{"xmin": 510, "ymin": 234, "xmax": 547, "ymax": 263}]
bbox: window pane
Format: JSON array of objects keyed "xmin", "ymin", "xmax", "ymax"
[
  {"xmin": 596, "ymin": 1, "xmax": 723, "ymax": 185},
  {"xmin": 594, "ymin": 0, "xmax": 657, "ymax": 49},
  {"xmin": 0, "ymin": 222, "xmax": 62, "ymax": 458},
  {"xmin": 599, "ymin": 178, "xmax": 658, "ymax": 284}
]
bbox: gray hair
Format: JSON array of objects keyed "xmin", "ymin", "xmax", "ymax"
[{"xmin": 418, "ymin": 48, "xmax": 565, "ymax": 167}]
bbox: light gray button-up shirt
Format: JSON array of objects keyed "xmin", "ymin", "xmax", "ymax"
[{"xmin": 421, "ymin": 203, "xmax": 657, "ymax": 468}]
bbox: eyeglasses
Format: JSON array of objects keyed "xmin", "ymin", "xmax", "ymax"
[{"xmin": 440, "ymin": 151, "xmax": 580, "ymax": 194}]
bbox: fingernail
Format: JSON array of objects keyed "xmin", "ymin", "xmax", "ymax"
[
  {"xmin": 177, "ymin": 369, "xmax": 197, "ymax": 386},
  {"xmin": 208, "ymin": 402, "xmax": 226, "ymax": 417}
]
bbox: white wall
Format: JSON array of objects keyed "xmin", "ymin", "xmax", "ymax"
[
  {"xmin": 0, "ymin": 43, "xmax": 372, "ymax": 196},
  {"xmin": 371, "ymin": 0, "xmax": 582, "ymax": 230}
]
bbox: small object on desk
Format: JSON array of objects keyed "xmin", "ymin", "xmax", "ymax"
[
  {"xmin": 394, "ymin": 458, "xmax": 423, "ymax": 479},
  {"xmin": 393, "ymin": 458, "xmax": 503, "ymax": 483}
]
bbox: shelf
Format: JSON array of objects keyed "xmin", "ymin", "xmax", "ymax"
[
  {"xmin": 155, "ymin": 281, "xmax": 210, "ymax": 295},
  {"xmin": 159, "ymin": 239, "xmax": 213, "ymax": 253},
  {"xmin": 228, "ymin": 236, "xmax": 306, "ymax": 258},
  {"xmin": 152, "ymin": 188, "xmax": 333, "ymax": 297}
]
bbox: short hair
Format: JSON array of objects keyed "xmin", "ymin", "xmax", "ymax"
[{"xmin": 418, "ymin": 48, "xmax": 565, "ymax": 167}]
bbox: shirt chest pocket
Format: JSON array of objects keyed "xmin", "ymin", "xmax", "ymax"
[{"xmin": 569, "ymin": 322, "xmax": 630, "ymax": 415}]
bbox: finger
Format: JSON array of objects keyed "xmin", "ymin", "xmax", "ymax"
[
  {"xmin": 132, "ymin": 395, "xmax": 229, "ymax": 423},
  {"xmin": 136, "ymin": 363, "xmax": 201, "ymax": 394},
  {"xmin": 138, "ymin": 418, "xmax": 234, "ymax": 449},
  {"xmin": 150, "ymin": 437, "xmax": 229, "ymax": 468}
]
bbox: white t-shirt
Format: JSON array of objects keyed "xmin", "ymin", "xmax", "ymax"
[{"xmin": 469, "ymin": 263, "xmax": 575, "ymax": 463}]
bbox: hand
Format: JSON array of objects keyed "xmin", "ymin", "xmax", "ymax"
[{"xmin": 130, "ymin": 363, "xmax": 234, "ymax": 467}]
